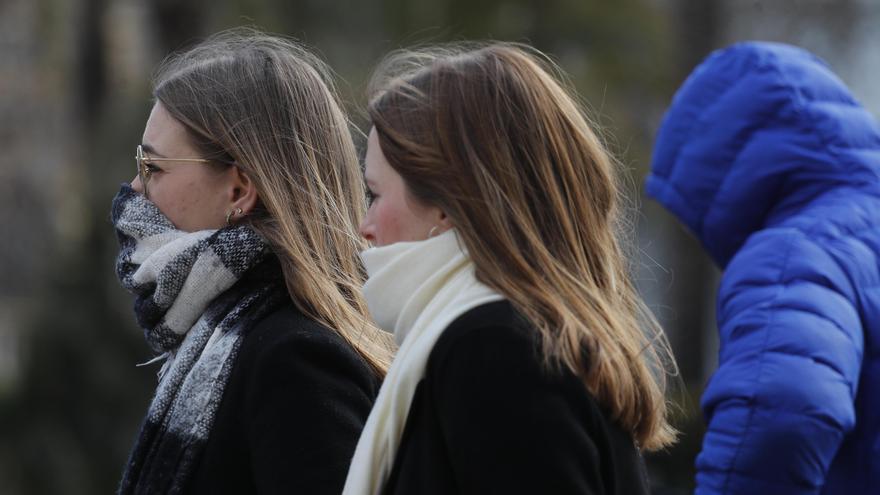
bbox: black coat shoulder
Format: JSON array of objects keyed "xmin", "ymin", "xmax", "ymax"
[
  {"xmin": 384, "ymin": 300, "xmax": 648, "ymax": 495},
  {"xmin": 238, "ymin": 304, "xmax": 381, "ymax": 396},
  {"xmin": 188, "ymin": 303, "xmax": 381, "ymax": 494}
]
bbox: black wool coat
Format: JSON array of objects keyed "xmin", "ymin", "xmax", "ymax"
[
  {"xmin": 383, "ymin": 300, "xmax": 650, "ymax": 495},
  {"xmin": 186, "ymin": 304, "xmax": 381, "ymax": 494}
]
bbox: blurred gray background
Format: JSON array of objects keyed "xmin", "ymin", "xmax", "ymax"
[{"xmin": 1, "ymin": 0, "xmax": 878, "ymax": 493}]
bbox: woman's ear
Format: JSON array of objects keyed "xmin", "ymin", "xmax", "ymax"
[
  {"xmin": 437, "ymin": 210, "xmax": 453, "ymax": 230},
  {"xmin": 429, "ymin": 209, "xmax": 454, "ymax": 238},
  {"xmin": 228, "ymin": 167, "xmax": 259, "ymax": 215}
]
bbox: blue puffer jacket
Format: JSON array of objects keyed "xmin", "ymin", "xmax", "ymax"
[{"xmin": 647, "ymin": 42, "xmax": 880, "ymax": 494}]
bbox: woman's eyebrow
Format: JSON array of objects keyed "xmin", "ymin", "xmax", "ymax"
[{"xmin": 141, "ymin": 142, "xmax": 166, "ymax": 158}]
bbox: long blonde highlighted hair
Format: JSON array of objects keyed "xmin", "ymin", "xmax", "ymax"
[
  {"xmin": 153, "ymin": 29, "xmax": 394, "ymax": 375},
  {"xmin": 368, "ymin": 43, "xmax": 677, "ymax": 449}
]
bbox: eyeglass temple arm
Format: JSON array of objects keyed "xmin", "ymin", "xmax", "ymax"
[{"xmin": 144, "ymin": 157, "xmax": 212, "ymax": 163}]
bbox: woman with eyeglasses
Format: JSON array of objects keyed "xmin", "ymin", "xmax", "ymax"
[
  {"xmin": 110, "ymin": 29, "xmax": 393, "ymax": 494},
  {"xmin": 342, "ymin": 43, "xmax": 678, "ymax": 494}
]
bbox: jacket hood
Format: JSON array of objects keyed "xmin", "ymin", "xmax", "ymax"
[{"xmin": 646, "ymin": 42, "xmax": 880, "ymax": 267}]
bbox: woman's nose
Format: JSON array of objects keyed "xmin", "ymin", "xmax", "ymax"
[
  {"xmin": 131, "ymin": 174, "xmax": 143, "ymax": 193},
  {"xmin": 358, "ymin": 219, "xmax": 374, "ymax": 244}
]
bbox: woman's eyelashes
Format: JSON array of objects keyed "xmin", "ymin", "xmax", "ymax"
[{"xmin": 366, "ymin": 188, "xmax": 377, "ymax": 206}]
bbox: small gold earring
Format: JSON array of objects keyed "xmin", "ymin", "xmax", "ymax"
[
  {"xmin": 428, "ymin": 226, "xmax": 439, "ymax": 238},
  {"xmin": 225, "ymin": 207, "xmax": 243, "ymax": 225}
]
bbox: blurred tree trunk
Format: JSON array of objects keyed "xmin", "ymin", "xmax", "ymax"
[
  {"xmin": 677, "ymin": 0, "xmax": 719, "ymax": 76},
  {"xmin": 663, "ymin": 0, "xmax": 721, "ymax": 388},
  {"xmin": 641, "ymin": 2, "xmax": 720, "ymax": 493},
  {"xmin": 149, "ymin": 0, "xmax": 209, "ymax": 55}
]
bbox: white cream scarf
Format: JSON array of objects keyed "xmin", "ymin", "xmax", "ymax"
[{"xmin": 342, "ymin": 229, "xmax": 504, "ymax": 495}]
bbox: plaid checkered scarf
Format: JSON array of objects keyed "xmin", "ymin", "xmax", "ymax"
[{"xmin": 111, "ymin": 184, "xmax": 286, "ymax": 494}]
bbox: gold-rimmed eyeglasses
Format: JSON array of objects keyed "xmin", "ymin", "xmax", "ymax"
[{"xmin": 136, "ymin": 144, "xmax": 212, "ymax": 199}]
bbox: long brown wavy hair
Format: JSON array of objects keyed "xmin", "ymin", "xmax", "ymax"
[
  {"xmin": 367, "ymin": 42, "xmax": 677, "ymax": 450},
  {"xmin": 153, "ymin": 29, "xmax": 394, "ymax": 375}
]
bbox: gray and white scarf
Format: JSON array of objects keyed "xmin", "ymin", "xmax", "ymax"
[{"xmin": 111, "ymin": 184, "xmax": 286, "ymax": 494}]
